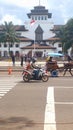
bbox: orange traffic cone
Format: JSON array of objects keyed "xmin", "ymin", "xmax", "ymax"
[{"xmin": 8, "ymin": 67, "xmax": 12, "ymax": 75}]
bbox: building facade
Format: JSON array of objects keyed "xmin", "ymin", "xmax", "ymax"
[{"xmin": 0, "ymin": 5, "xmax": 62, "ymax": 58}]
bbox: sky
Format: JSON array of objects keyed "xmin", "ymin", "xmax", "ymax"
[{"xmin": 0, "ymin": 0, "xmax": 73, "ymax": 25}]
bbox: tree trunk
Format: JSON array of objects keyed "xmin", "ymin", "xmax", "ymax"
[{"xmin": 8, "ymin": 43, "xmax": 10, "ymax": 57}]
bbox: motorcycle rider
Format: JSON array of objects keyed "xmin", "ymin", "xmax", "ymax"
[
  {"xmin": 23, "ymin": 58, "xmax": 33, "ymax": 76},
  {"xmin": 31, "ymin": 58, "xmax": 41, "ymax": 79},
  {"xmin": 24, "ymin": 58, "xmax": 41, "ymax": 79}
]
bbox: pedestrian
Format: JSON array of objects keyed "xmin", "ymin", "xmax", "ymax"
[
  {"xmin": 11, "ymin": 54, "xmax": 15, "ymax": 66},
  {"xmin": 20, "ymin": 54, "xmax": 24, "ymax": 66},
  {"xmin": 24, "ymin": 54, "xmax": 27, "ymax": 62},
  {"xmin": 65, "ymin": 54, "xmax": 72, "ymax": 63}
]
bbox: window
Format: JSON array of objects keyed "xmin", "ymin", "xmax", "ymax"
[
  {"xmin": 38, "ymin": 16, "xmax": 40, "ymax": 20},
  {"xmin": 35, "ymin": 16, "xmax": 37, "ymax": 20},
  {"xmin": 9, "ymin": 43, "xmax": 13, "ymax": 47},
  {"xmin": 15, "ymin": 44, "xmax": 19, "ymax": 47},
  {"xmin": 41, "ymin": 16, "xmax": 43, "ymax": 20},
  {"xmin": 4, "ymin": 43, "xmax": 7, "ymax": 47},
  {"xmin": 16, "ymin": 33, "xmax": 21, "ymax": 36},
  {"xmin": 4, "ymin": 51, "xmax": 8, "ymax": 57},
  {"xmin": 15, "ymin": 51, "xmax": 19, "ymax": 57},
  {"xmin": 10, "ymin": 51, "xmax": 13, "ymax": 56},
  {"xmin": 32, "ymin": 16, "xmax": 34, "ymax": 20},
  {"xmin": 58, "ymin": 43, "xmax": 62, "ymax": 47},
  {"xmin": 45, "ymin": 16, "xmax": 47, "ymax": 20},
  {"xmin": 58, "ymin": 51, "xmax": 62, "ymax": 53}
]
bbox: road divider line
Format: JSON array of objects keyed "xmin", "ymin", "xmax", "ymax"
[{"xmin": 44, "ymin": 87, "xmax": 56, "ymax": 130}]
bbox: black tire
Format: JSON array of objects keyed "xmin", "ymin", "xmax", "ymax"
[
  {"xmin": 42, "ymin": 75, "xmax": 49, "ymax": 82},
  {"xmin": 23, "ymin": 74, "xmax": 30, "ymax": 82},
  {"xmin": 51, "ymin": 70, "xmax": 58, "ymax": 77}
]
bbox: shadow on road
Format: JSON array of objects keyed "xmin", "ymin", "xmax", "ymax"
[{"xmin": 0, "ymin": 116, "xmax": 36, "ymax": 129}]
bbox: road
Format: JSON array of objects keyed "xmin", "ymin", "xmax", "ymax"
[{"xmin": 0, "ymin": 72, "xmax": 73, "ymax": 130}]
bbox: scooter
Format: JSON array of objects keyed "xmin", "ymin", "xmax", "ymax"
[{"xmin": 22, "ymin": 68, "xmax": 49, "ymax": 82}]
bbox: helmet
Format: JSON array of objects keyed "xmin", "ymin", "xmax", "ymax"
[{"xmin": 32, "ymin": 58, "xmax": 37, "ymax": 63}]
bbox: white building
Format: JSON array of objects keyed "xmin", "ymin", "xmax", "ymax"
[{"xmin": 0, "ymin": 5, "xmax": 62, "ymax": 58}]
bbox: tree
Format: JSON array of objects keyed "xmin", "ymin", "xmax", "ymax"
[
  {"xmin": 0, "ymin": 21, "xmax": 19, "ymax": 57},
  {"xmin": 55, "ymin": 18, "xmax": 73, "ymax": 54},
  {"xmin": 63, "ymin": 19, "xmax": 73, "ymax": 54}
]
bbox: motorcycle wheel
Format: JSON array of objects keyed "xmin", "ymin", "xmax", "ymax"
[
  {"xmin": 51, "ymin": 70, "xmax": 58, "ymax": 77},
  {"xmin": 42, "ymin": 75, "xmax": 49, "ymax": 82},
  {"xmin": 23, "ymin": 74, "xmax": 30, "ymax": 82}
]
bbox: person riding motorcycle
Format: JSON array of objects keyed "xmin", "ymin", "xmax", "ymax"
[
  {"xmin": 25, "ymin": 58, "xmax": 31, "ymax": 70},
  {"xmin": 31, "ymin": 58, "xmax": 41, "ymax": 79}
]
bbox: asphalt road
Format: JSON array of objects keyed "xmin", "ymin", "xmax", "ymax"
[{"xmin": 0, "ymin": 72, "xmax": 73, "ymax": 130}]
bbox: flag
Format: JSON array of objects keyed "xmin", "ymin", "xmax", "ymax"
[{"xmin": 30, "ymin": 20, "xmax": 36, "ymax": 26}]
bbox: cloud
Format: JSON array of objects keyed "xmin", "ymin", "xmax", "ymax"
[
  {"xmin": 0, "ymin": 2, "xmax": 29, "ymax": 25},
  {"xmin": 59, "ymin": 0, "xmax": 73, "ymax": 23},
  {"xmin": 0, "ymin": 14, "xmax": 22, "ymax": 25},
  {"xmin": 0, "ymin": 0, "xmax": 73, "ymax": 25},
  {"xmin": 47, "ymin": 0, "xmax": 73, "ymax": 24},
  {"xmin": 0, "ymin": 0, "xmax": 39, "ymax": 8}
]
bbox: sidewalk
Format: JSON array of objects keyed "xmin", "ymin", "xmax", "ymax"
[
  {"xmin": 0, "ymin": 61, "xmax": 64, "ymax": 72},
  {"xmin": 0, "ymin": 61, "xmax": 64, "ymax": 66},
  {"xmin": 0, "ymin": 61, "xmax": 42, "ymax": 72}
]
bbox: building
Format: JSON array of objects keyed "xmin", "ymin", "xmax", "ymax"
[{"xmin": 0, "ymin": 5, "xmax": 62, "ymax": 58}]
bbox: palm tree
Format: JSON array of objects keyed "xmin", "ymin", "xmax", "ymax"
[
  {"xmin": 0, "ymin": 21, "xmax": 19, "ymax": 57},
  {"xmin": 55, "ymin": 18, "xmax": 73, "ymax": 54}
]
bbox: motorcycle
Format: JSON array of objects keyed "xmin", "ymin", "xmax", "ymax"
[{"xmin": 22, "ymin": 68, "xmax": 49, "ymax": 82}]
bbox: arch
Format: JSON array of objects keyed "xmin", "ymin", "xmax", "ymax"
[
  {"xmin": 15, "ymin": 51, "xmax": 20, "ymax": 57},
  {"xmin": 4, "ymin": 51, "xmax": 8, "ymax": 57}
]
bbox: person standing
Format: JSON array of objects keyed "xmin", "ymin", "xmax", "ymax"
[
  {"xmin": 67, "ymin": 55, "xmax": 72, "ymax": 62},
  {"xmin": 20, "ymin": 54, "xmax": 24, "ymax": 66},
  {"xmin": 65, "ymin": 54, "xmax": 72, "ymax": 63},
  {"xmin": 24, "ymin": 54, "xmax": 27, "ymax": 62},
  {"xmin": 11, "ymin": 54, "xmax": 15, "ymax": 66}
]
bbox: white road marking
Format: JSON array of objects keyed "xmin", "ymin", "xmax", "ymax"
[
  {"xmin": 0, "ymin": 92, "xmax": 7, "ymax": 93},
  {"xmin": 55, "ymin": 102, "xmax": 73, "ymax": 104},
  {"xmin": 44, "ymin": 86, "xmax": 73, "ymax": 130},
  {"xmin": 0, "ymin": 88, "xmax": 12, "ymax": 89},
  {"xmin": 0, "ymin": 89, "xmax": 10, "ymax": 91},
  {"xmin": 55, "ymin": 87, "xmax": 73, "ymax": 89},
  {"xmin": 44, "ymin": 87, "xmax": 56, "ymax": 130},
  {"xmin": 0, "ymin": 94, "xmax": 5, "ymax": 96},
  {"xmin": 0, "ymin": 77, "xmax": 21, "ymax": 99}
]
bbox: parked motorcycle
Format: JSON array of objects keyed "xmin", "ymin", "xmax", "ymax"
[{"xmin": 22, "ymin": 68, "xmax": 49, "ymax": 82}]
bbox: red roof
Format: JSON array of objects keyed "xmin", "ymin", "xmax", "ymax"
[
  {"xmin": 21, "ymin": 43, "xmax": 56, "ymax": 49},
  {"xmin": 19, "ymin": 37, "xmax": 32, "ymax": 41},
  {"xmin": 47, "ymin": 37, "xmax": 60, "ymax": 41}
]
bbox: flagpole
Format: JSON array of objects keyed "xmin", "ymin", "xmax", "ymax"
[
  {"xmin": 30, "ymin": 19, "xmax": 36, "ymax": 56},
  {"xmin": 33, "ymin": 40, "xmax": 35, "ymax": 56}
]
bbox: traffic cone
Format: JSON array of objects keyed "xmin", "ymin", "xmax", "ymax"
[{"xmin": 8, "ymin": 67, "xmax": 12, "ymax": 75}]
